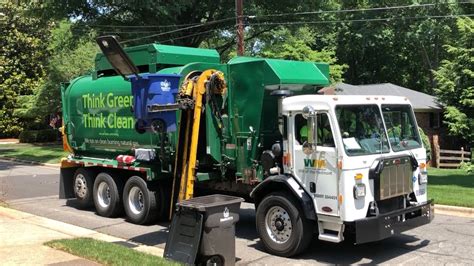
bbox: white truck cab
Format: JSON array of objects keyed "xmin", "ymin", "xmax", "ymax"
[{"xmin": 252, "ymin": 94, "xmax": 433, "ymax": 256}]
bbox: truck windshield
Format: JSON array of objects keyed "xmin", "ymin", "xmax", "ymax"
[
  {"xmin": 381, "ymin": 104, "xmax": 422, "ymax": 151},
  {"xmin": 336, "ymin": 105, "xmax": 389, "ymax": 156}
]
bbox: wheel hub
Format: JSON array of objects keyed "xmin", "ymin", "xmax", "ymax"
[
  {"xmin": 97, "ymin": 182, "xmax": 111, "ymax": 208},
  {"xmin": 128, "ymin": 187, "xmax": 145, "ymax": 215},
  {"xmin": 74, "ymin": 174, "xmax": 87, "ymax": 198},
  {"xmin": 265, "ymin": 206, "xmax": 293, "ymax": 244}
]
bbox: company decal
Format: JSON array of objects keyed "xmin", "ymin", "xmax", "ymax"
[
  {"xmin": 220, "ymin": 207, "xmax": 234, "ymax": 222},
  {"xmin": 415, "ymin": 188, "xmax": 426, "ymax": 196},
  {"xmin": 303, "ymin": 159, "xmax": 326, "ymax": 169},
  {"xmin": 314, "ymin": 194, "xmax": 337, "ymax": 200},
  {"xmin": 298, "ymin": 158, "xmax": 332, "ymax": 174},
  {"xmin": 160, "ymin": 80, "xmax": 171, "ymax": 92},
  {"xmin": 82, "ymin": 93, "xmax": 135, "ymax": 129}
]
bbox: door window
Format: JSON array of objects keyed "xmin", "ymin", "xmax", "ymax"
[{"xmin": 294, "ymin": 113, "xmax": 335, "ymax": 147}]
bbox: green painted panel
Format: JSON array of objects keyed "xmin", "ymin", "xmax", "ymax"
[
  {"xmin": 228, "ymin": 56, "xmax": 330, "ymax": 86},
  {"xmin": 63, "ymin": 75, "xmax": 163, "ymax": 157},
  {"xmin": 95, "ymin": 44, "xmax": 220, "ymax": 75}
]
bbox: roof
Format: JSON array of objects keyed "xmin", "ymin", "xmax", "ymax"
[{"xmin": 329, "ymin": 83, "xmax": 442, "ymax": 111}]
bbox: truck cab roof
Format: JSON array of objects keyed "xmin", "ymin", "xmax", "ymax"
[{"xmin": 282, "ymin": 94, "xmax": 413, "ymax": 113}]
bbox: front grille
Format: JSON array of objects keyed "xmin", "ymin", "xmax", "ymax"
[{"xmin": 379, "ymin": 157, "xmax": 413, "ymax": 200}]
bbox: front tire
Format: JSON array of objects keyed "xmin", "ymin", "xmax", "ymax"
[
  {"xmin": 123, "ymin": 176, "xmax": 158, "ymax": 224},
  {"xmin": 256, "ymin": 192, "xmax": 313, "ymax": 257},
  {"xmin": 93, "ymin": 172, "xmax": 123, "ymax": 217},
  {"xmin": 73, "ymin": 168, "xmax": 94, "ymax": 209}
]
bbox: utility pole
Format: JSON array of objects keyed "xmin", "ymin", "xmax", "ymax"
[{"xmin": 235, "ymin": 0, "xmax": 244, "ymax": 56}]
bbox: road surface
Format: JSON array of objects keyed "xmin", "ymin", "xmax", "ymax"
[{"xmin": 1, "ymin": 160, "xmax": 473, "ymax": 264}]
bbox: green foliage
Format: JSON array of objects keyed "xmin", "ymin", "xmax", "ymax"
[
  {"xmin": 31, "ymin": 21, "xmax": 98, "ymax": 117},
  {"xmin": 45, "ymin": 238, "xmax": 179, "ymax": 266},
  {"xmin": 257, "ymin": 27, "xmax": 347, "ymax": 83},
  {"xmin": 434, "ymin": 17, "xmax": 474, "ymax": 145},
  {"xmin": 0, "ymin": 3, "xmax": 50, "ymax": 137},
  {"xmin": 418, "ymin": 127, "xmax": 432, "ymax": 161},
  {"xmin": 18, "ymin": 129, "xmax": 58, "ymax": 143},
  {"xmin": 459, "ymin": 162, "xmax": 474, "ymax": 174}
]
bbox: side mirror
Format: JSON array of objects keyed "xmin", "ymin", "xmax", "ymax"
[{"xmin": 302, "ymin": 105, "xmax": 317, "ymax": 154}]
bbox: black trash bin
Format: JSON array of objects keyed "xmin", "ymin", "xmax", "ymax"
[{"xmin": 164, "ymin": 194, "xmax": 244, "ymax": 265}]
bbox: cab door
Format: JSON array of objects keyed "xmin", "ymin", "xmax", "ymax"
[{"xmin": 292, "ymin": 112, "xmax": 339, "ymax": 216}]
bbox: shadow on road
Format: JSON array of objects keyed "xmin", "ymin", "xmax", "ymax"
[{"xmin": 249, "ymin": 233, "xmax": 430, "ymax": 264}]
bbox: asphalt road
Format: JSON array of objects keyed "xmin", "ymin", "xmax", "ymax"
[{"xmin": 1, "ymin": 159, "xmax": 473, "ymax": 265}]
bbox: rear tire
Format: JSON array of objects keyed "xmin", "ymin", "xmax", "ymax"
[
  {"xmin": 256, "ymin": 192, "xmax": 313, "ymax": 257},
  {"xmin": 93, "ymin": 172, "xmax": 123, "ymax": 217},
  {"xmin": 73, "ymin": 168, "xmax": 94, "ymax": 209},
  {"xmin": 123, "ymin": 176, "xmax": 158, "ymax": 224}
]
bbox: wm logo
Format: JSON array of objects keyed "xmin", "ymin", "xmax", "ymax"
[{"xmin": 304, "ymin": 159, "xmax": 326, "ymax": 169}]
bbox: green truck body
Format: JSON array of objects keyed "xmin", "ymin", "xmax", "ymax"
[{"xmin": 61, "ymin": 44, "xmax": 329, "ymax": 184}]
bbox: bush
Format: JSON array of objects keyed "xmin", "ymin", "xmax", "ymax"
[
  {"xmin": 418, "ymin": 127, "xmax": 432, "ymax": 161},
  {"xmin": 19, "ymin": 129, "xmax": 59, "ymax": 143},
  {"xmin": 460, "ymin": 162, "xmax": 474, "ymax": 174}
]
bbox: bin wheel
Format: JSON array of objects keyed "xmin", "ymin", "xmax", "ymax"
[
  {"xmin": 73, "ymin": 168, "xmax": 94, "ymax": 209},
  {"xmin": 135, "ymin": 119, "xmax": 146, "ymax": 134},
  {"xmin": 123, "ymin": 176, "xmax": 158, "ymax": 224},
  {"xmin": 205, "ymin": 255, "xmax": 224, "ymax": 266},
  {"xmin": 93, "ymin": 172, "xmax": 123, "ymax": 217},
  {"xmin": 256, "ymin": 192, "xmax": 313, "ymax": 257}
]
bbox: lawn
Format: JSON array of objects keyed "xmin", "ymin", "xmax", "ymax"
[
  {"xmin": 45, "ymin": 238, "xmax": 178, "ymax": 266},
  {"xmin": 0, "ymin": 143, "xmax": 67, "ymax": 164},
  {"xmin": 428, "ymin": 167, "xmax": 474, "ymax": 208}
]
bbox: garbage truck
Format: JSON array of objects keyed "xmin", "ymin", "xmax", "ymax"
[{"xmin": 59, "ymin": 39, "xmax": 433, "ymax": 257}]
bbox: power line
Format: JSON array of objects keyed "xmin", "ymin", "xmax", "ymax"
[
  {"xmin": 102, "ymin": 2, "xmax": 473, "ymax": 44},
  {"xmin": 70, "ymin": 2, "xmax": 472, "ymax": 31},
  {"xmin": 159, "ymin": 26, "xmax": 234, "ymax": 44},
  {"xmin": 252, "ymin": 1, "xmax": 473, "ymax": 19},
  {"xmin": 88, "ymin": 22, "xmax": 202, "ymax": 28},
  {"xmin": 120, "ymin": 17, "xmax": 236, "ymax": 44},
  {"xmin": 248, "ymin": 14, "xmax": 474, "ymax": 27}
]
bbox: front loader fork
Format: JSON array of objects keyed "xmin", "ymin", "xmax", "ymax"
[{"xmin": 169, "ymin": 70, "xmax": 226, "ymax": 218}]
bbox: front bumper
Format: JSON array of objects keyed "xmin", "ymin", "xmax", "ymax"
[{"xmin": 353, "ymin": 199, "xmax": 434, "ymax": 244}]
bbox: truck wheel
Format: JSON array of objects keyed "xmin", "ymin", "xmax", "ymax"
[
  {"xmin": 256, "ymin": 192, "xmax": 313, "ymax": 257},
  {"xmin": 123, "ymin": 176, "xmax": 158, "ymax": 224},
  {"xmin": 73, "ymin": 168, "xmax": 94, "ymax": 209},
  {"xmin": 93, "ymin": 172, "xmax": 123, "ymax": 217}
]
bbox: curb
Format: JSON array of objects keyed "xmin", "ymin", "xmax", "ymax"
[
  {"xmin": 434, "ymin": 204, "xmax": 474, "ymax": 218},
  {"xmin": 0, "ymin": 206, "xmax": 165, "ymax": 257},
  {"xmin": 0, "ymin": 156, "xmax": 60, "ymax": 168}
]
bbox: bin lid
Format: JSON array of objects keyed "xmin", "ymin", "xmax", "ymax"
[{"xmin": 178, "ymin": 194, "xmax": 244, "ymax": 212}]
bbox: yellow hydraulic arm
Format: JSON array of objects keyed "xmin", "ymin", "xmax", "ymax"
[{"xmin": 169, "ymin": 69, "xmax": 226, "ymax": 217}]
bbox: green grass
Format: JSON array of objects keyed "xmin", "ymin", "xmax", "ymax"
[
  {"xmin": 428, "ymin": 167, "xmax": 474, "ymax": 208},
  {"xmin": 45, "ymin": 238, "xmax": 179, "ymax": 266},
  {"xmin": 0, "ymin": 143, "xmax": 67, "ymax": 164}
]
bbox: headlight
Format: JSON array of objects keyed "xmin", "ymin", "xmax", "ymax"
[
  {"xmin": 419, "ymin": 171, "xmax": 428, "ymax": 185},
  {"xmin": 353, "ymin": 183, "xmax": 366, "ymax": 199}
]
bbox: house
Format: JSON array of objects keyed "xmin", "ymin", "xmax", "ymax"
[{"xmin": 319, "ymin": 83, "xmax": 447, "ymax": 150}]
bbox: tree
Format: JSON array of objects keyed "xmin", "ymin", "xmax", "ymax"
[
  {"xmin": 0, "ymin": 3, "xmax": 50, "ymax": 137},
  {"xmin": 335, "ymin": 0, "xmax": 461, "ymax": 93},
  {"xmin": 27, "ymin": 21, "xmax": 98, "ymax": 119},
  {"xmin": 34, "ymin": 0, "xmax": 320, "ymax": 48},
  {"xmin": 434, "ymin": 17, "xmax": 473, "ymax": 146},
  {"xmin": 256, "ymin": 27, "xmax": 347, "ymax": 83}
]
